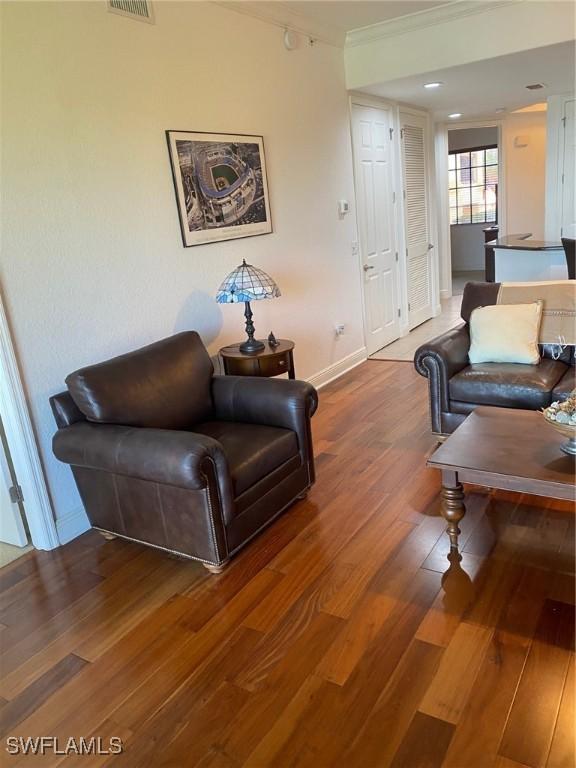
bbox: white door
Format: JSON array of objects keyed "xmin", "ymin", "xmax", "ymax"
[
  {"xmin": 352, "ymin": 104, "xmax": 400, "ymax": 355},
  {"xmin": 0, "ymin": 427, "xmax": 27, "ymax": 547},
  {"xmin": 561, "ymin": 99, "xmax": 575, "ymax": 238},
  {"xmin": 401, "ymin": 112, "xmax": 434, "ymax": 330}
]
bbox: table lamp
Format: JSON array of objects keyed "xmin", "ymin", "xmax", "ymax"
[{"xmin": 216, "ymin": 260, "xmax": 281, "ymax": 353}]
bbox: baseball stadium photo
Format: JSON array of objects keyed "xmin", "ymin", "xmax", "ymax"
[{"xmin": 167, "ymin": 131, "xmax": 272, "ymax": 247}]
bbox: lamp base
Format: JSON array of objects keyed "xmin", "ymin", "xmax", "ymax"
[{"xmin": 239, "ymin": 338, "xmax": 265, "ymax": 354}]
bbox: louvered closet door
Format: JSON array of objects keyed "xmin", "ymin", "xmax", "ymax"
[{"xmin": 401, "ymin": 112, "xmax": 433, "ymax": 330}]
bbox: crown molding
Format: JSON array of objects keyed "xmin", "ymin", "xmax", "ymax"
[
  {"xmin": 346, "ymin": 0, "xmax": 523, "ymax": 48},
  {"xmin": 213, "ymin": 2, "xmax": 345, "ymax": 48}
]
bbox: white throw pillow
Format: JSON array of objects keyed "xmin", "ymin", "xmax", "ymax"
[{"xmin": 468, "ymin": 301, "xmax": 543, "ymax": 365}]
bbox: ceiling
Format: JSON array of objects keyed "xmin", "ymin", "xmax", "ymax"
[
  {"xmin": 361, "ymin": 41, "xmax": 575, "ymax": 121},
  {"xmin": 276, "ymin": 1, "xmax": 454, "ymax": 32}
]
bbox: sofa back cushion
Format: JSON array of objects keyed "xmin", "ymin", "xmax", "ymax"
[{"xmin": 66, "ymin": 332, "xmax": 214, "ymax": 429}]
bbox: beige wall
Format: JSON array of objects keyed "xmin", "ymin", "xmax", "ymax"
[
  {"xmin": 0, "ymin": 1, "xmax": 364, "ymax": 537},
  {"xmin": 502, "ymin": 112, "xmax": 547, "ymax": 239}
]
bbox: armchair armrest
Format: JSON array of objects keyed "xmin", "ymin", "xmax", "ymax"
[
  {"xmin": 53, "ymin": 422, "xmax": 231, "ymax": 493},
  {"xmin": 211, "ymin": 376, "xmax": 318, "ymax": 434},
  {"xmin": 414, "ymin": 324, "xmax": 470, "ymax": 433}
]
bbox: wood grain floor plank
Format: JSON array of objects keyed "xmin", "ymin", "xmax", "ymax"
[
  {"xmin": 419, "ymin": 621, "xmax": 494, "ymax": 724},
  {"xmin": 546, "ymin": 654, "xmax": 575, "ymax": 768},
  {"xmin": 441, "ymin": 629, "xmax": 531, "ymax": 768},
  {"xmin": 0, "ymin": 653, "xmax": 87, "ymax": 738},
  {"xmin": 499, "ymin": 600, "xmax": 575, "ymax": 767},
  {"xmin": 316, "ymin": 592, "xmax": 396, "ymax": 685},
  {"xmin": 415, "ymin": 551, "xmax": 484, "ymax": 647},
  {"xmin": 249, "ymin": 568, "xmax": 442, "ymax": 768},
  {"xmin": 343, "ymin": 639, "xmax": 444, "ymax": 768},
  {"xmin": 389, "ymin": 711, "xmax": 455, "ymax": 768}
]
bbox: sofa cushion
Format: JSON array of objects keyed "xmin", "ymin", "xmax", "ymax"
[
  {"xmin": 468, "ymin": 302, "xmax": 542, "ymax": 364},
  {"xmin": 66, "ymin": 332, "xmax": 214, "ymax": 429},
  {"xmin": 552, "ymin": 367, "xmax": 576, "ymax": 401},
  {"xmin": 449, "ymin": 359, "xmax": 568, "ymax": 409},
  {"xmin": 193, "ymin": 421, "xmax": 299, "ymax": 497}
]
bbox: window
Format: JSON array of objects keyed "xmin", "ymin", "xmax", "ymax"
[{"xmin": 449, "ymin": 146, "xmax": 498, "ymax": 225}]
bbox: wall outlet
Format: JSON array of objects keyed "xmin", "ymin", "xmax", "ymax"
[{"xmin": 335, "ymin": 323, "xmax": 345, "ymax": 337}]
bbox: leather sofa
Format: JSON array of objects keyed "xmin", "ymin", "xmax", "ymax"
[
  {"xmin": 50, "ymin": 332, "xmax": 318, "ymax": 572},
  {"xmin": 414, "ymin": 282, "xmax": 575, "ymax": 437}
]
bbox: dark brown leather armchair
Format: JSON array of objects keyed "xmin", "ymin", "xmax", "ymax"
[
  {"xmin": 414, "ymin": 282, "xmax": 575, "ymax": 437},
  {"xmin": 50, "ymin": 332, "xmax": 318, "ymax": 572}
]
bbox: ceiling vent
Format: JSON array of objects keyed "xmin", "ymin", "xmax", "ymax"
[
  {"xmin": 525, "ymin": 83, "xmax": 546, "ymax": 90},
  {"xmin": 107, "ymin": 0, "xmax": 154, "ymax": 24}
]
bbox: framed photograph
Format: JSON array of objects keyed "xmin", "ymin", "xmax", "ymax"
[{"xmin": 166, "ymin": 130, "xmax": 272, "ymax": 247}]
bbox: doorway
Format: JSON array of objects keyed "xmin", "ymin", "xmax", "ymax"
[
  {"xmin": 0, "ymin": 416, "xmax": 32, "ymax": 566},
  {"xmin": 0, "ymin": 293, "xmax": 59, "ymax": 559},
  {"xmin": 448, "ymin": 126, "xmax": 499, "ymax": 293}
]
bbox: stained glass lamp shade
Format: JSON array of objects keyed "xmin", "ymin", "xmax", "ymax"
[{"xmin": 216, "ymin": 260, "xmax": 281, "ymax": 353}]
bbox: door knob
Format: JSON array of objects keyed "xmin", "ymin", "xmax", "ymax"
[
  {"xmin": 363, "ymin": 264, "xmax": 375, "ymax": 271},
  {"xmin": 427, "ymin": 243, "xmax": 434, "ymax": 251}
]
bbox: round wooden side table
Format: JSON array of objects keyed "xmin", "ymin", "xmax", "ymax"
[{"xmin": 219, "ymin": 339, "xmax": 295, "ymax": 379}]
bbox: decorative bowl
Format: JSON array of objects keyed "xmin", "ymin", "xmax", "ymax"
[{"xmin": 543, "ymin": 392, "xmax": 576, "ymax": 456}]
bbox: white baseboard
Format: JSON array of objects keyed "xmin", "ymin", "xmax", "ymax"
[
  {"xmin": 307, "ymin": 347, "xmax": 368, "ymax": 390},
  {"xmin": 56, "ymin": 506, "xmax": 90, "ymax": 545}
]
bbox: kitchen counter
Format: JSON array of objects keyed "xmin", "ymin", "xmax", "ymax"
[{"xmin": 484, "ymin": 233, "xmax": 566, "ymax": 282}]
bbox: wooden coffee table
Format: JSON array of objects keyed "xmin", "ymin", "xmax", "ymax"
[{"xmin": 427, "ymin": 406, "xmax": 575, "ymax": 549}]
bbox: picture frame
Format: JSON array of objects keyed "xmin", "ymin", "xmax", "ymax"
[{"xmin": 166, "ymin": 130, "xmax": 273, "ymax": 247}]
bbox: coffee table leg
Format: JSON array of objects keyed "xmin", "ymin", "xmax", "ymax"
[{"xmin": 441, "ymin": 470, "xmax": 466, "ymax": 550}]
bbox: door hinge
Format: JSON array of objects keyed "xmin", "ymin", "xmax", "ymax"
[
  {"xmin": 408, "ymin": 302, "xmax": 411, "ymax": 311},
  {"xmin": 405, "ymin": 248, "xmax": 408, "ymax": 257},
  {"xmin": 562, "ymin": 173, "xmax": 565, "ymax": 185},
  {"xmin": 400, "ymin": 128, "xmax": 405, "ymax": 139},
  {"xmin": 389, "ymin": 127, "xmax": 394, "ymax": 140},
  {"xmin": 395, "ymin": 251, "xmax": 398, "ymax": 261},
  {"xmin": 9, "ymin": 484, "xmax": 24, "ymax": 504},
  {"xmin": 397, "ymin": 308, "xmax": 401, "ymax": 317},
  {"xmin": 403, "ymin": 190, "xmax": 406, "ymax": 200},
  {"xmin": 392, "ymin": 191, "xmax": 396, "ymax": 203}
]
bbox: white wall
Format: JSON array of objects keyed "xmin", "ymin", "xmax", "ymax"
[
  {"xmin": 0, "ymin": 1, "xmax": 364, "ymax": 539},
  {"xmin": 502, "ymin": 112, "xmax": 547, "ymax": 239},
  {"xmin": 345, "ymin": 1, "xmax": 576, "ymax": 90}
]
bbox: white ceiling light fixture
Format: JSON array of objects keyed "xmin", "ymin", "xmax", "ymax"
[
  {"xmin": 283, "ymin": 28, "xmax": 299, "ymax": 50},
  {"xmin": 424, "ymin": 81, "xmax": 443, "ymax": 89},
  {"xmin": 448, "ymin": 113, "xmax": 462, "ymax": 119}
]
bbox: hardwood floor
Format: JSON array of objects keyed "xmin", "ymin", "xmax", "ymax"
[{"xmin": 0, "ymin": 361, "xmax": 574, "ymax": 767}]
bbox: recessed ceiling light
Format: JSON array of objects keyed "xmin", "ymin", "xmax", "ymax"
[
  {"xmin": 525, "ymin": 83, "xmax": 546, "ymax": 90},
  {"xmin": 424, "ymin": 82, "xmax": 443, "ymax": 89},
  {"xmin": 495, "ymin": 107, "xmax": 506, "ymax": 114},
  {"xmin": 448, "ymin": 113, "xmax": 462, "ymax": 119}
]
